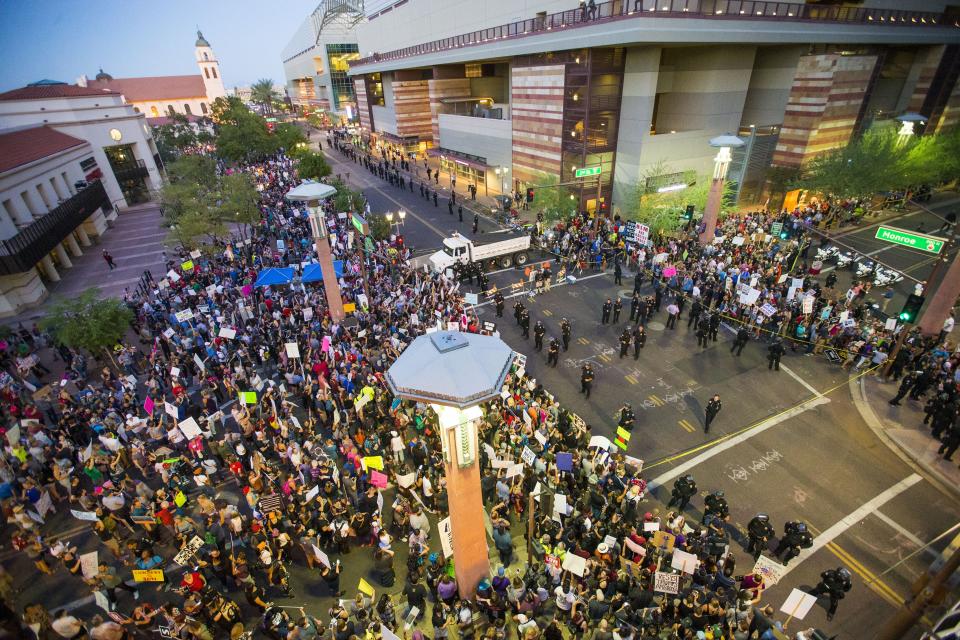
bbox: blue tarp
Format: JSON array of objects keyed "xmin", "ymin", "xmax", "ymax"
[
  {"xmin": 301, "ymin": 260, "xmax": 344, "ymax": 283},
  {"xmin": 254, "ymin": 267, "xmax": 295, "ymax": 287}
]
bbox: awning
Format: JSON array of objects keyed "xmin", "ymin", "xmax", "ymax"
[
  {"xmin": 285, "ymin": 181, "xmax": 337, "ymax": 203},
  {"xmin": 439, "ymin": 97, "xmax": 493, "ymax": 104},
  {"xmin": 255, "ymin": 267, "xmax": 294, "ymax": 287},
  {"xmin": 301, "ymin": 260, "xmax": 344, "ymax": 283},
  {"xmin": 429, "ymin": 149, "xmax": 489, "ymax": 171}
]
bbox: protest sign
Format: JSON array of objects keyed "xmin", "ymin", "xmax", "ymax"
[
  {"xmin": 438, "ymin": 517, "xmax": 454, "ymax": 559},
  {"xmin": 752, "ymin": 555, "xmax": 787, "ymax": 586},
  {"xmin": 654, "ymin": 571, "xmax": 680, "ymax": 594},
  {"xmin": 561, "ymin": 553, "xmax": 587, "ymax": 577},
  {"xmin": 132, "ymin": 569, "xmax": 165, "ymax": 582}
]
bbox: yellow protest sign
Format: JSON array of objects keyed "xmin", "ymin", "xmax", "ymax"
[
  {"xmin": 132, "ymin": 569, "xmax": 165, "ymax": 582},
  {"xmin": 181, "ymin": 260, "xmax": 194, "ymax": 271},
  {"xmin": 174, "ymin": 491, "xmax": 187, "ymax": 508},
  {"xmin": 362, "ymin": 456, "xmax": 384, "ymax": 471},
  {"xmin": 358, "ymin": 577, "xmax": 375, "ymax": 597},
  {"xmin": 240, "ymin": 391, "xmax": 257, "ymax": 405},
  {"xmin": 343, "ymin": 302, "xmax": 357, "ymax": 313},
  {"xmin": 616, "ymin": 426, "xmax": 631, "ymax": 440}
]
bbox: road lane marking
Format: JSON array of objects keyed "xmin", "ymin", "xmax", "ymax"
[
  {"xmin": 872, "ymin": 510, "xmax": 926, "ymax": 549},
  {"xmin": 542, "ymin": 309, "xmax": 553, "ymax": 317},
  {"xmin": 785, "ymin": 474, "xmax": 922, "ymax": 578},
  {"xmin": 648, "ymin": 395, "xmax": 664, "ymax": 407},
  {"xmin": 678, "ymin": 419, "xmax": 696, "ymax": 433},
  {"xmin": 578, "ymin": 337, "xmax": 590, "ymax": 345},
  {"xmin": 780, "ymin": 364, "xmax": 823, "ymax": 397},
  {"xmin": 648, "ymin": 395, "xmax": 831, "ymax": 490},
  {"xmin": 806, "ymin": 523, "xmax": 905, "ymax": 608},
  {"xmin": 625, "ymin": 374, "xmax": 638, "ymax": 385}
]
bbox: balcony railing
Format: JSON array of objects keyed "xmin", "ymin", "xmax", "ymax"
[
  {"xmin": 352, "ymin": 0, "xmax": 955, "ymax": 68},
  {"xmin": 112, "ymin": 158, "xmax": 149, "ymax": 183},
  {"xmin": 0, "ymin": 180, "xmax": 108, "ymax": 275}
]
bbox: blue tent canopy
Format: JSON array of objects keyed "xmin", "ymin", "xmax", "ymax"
[
  {"xmin": 255, "ymin": 267, "xmax": 294, "ymax": 287},
  {"xmin": 301, "ymin": 260, "xmax": 344, "ymax": 283}
]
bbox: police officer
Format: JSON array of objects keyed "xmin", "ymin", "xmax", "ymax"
[
  {"xmin": 633, "ymin": 271, "xmax": 644, "ymax": 294},
  {"xmin": 633, "ymin": 325, "xmax": 646, "ymax": 359},
  {"xmin": 618, "ymin": 403, "xmax": 635, "ymax": 432},
  {"xmin": 433, "ymin": 192, "xmax": 439, "ymax": 207},
  {"xmin": 731, "ymin": 326, "xmax": 750, "ymax": 356},
  {"xmin": 687, "ymin": 299, "xmax": 703, "ymax": 330},
  {"xmin": 702, "ymin": 490, "xmax": 729, "ymax": 524},
  {"xmin": 709, "ymin": 312, "xmax": 721, "ymax": 341},
  {"xmin": 889, "ymin": 370, "xmax": 918, "ymax": 406},
  {"xmin": 448, "ymin": 200, "xmax": 454, "ymax": 215},
  {"xmin": 612, "ymin": 297, "xmax": 623, "ymax": 323},
  {"xmin": 636, "ymin": 296, "xmax": 649, "ymax": 326},
  {"xmin": 458, "ymin": 204, "xmax": 463, "ymax": 222},
  {"xmin": 520, "ymin": 309, "xmax": 531, "ymax": 339},
  {"xmin": 774, "ymin": 521, "xmax": 813, "ymax": 566},
  {"xmin": 767, "ymin": 340, "xmax": 786, "ymax": 371},
  {"xmin": 580, "ymin": 364, "xmax": 594, "ymax": 398},
  {"xmin": 667, "ymin": 474, "xmax": 697, "ymax": 510},
  {"xmin": 534, "ymin": 320, "xmax": 546, "ymax": 351},
  {"xmin": 629, "ymin": 292, "xmax": 641, "ymax": 322},
  {"xmin": 696, "ymin": 316, "xmax": 710, "ymax": 348},
  {"xmin": 472, "ymin": 213, "xmax": 479, "ymax": 234},
  {"xmin": 601, "ymin": 298, "xmax": 612, "ymax": 324},
  {"xmin": 547, "ymin": 338, "xmax": 560, "ymax": 367},
  {"xmin": 619, "ymin": 329, "xmax": 632, "ymax": 359},
  {"xmin": 494, "ymin": 292, "xmax": 504, "ymax": 318},
  {"xmin": 809, "ymin": 567, "xmax": 852, "ymax": 621},
  {"xmin": 514, "ymin": 301, "xmax": 524, "ymax": 325},
  {"xmin": 704, "ymin": 394, "xmax": 722, "ymax": 433},
  {"xmin": 746, "ymin": 513, "xmax": 775, "ymax": 559},
  {"xmin": 614, "ymin": 260, "xmax": 623, "ymax": 285},
  {"xmin": 561, "ymin": 319, "xmax": 572, "ymax": 351}
]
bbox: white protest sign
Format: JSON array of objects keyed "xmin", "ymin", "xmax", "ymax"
[
  {"xmin": 312, "ymin": 544, "xmax": 331, "ymax": 569},
  {"xmin": 752, "ymin": 555, "xmax": 787, "ymax": 585},
  {"xmin": 80, "ymin": 550, "xmax": 99, "ymax": 578},
  {"xmin": 71, "ymin": 509, "xmax": 99, "ymax": 522},
  {"xmin": 162, "ymin": 328, "xmax": 175, "ymax": 339},
  {"xmin": 178, "ymin": 417, "xmax": 203, "ymax": 440},
  {"xmin": 164, "ymin": 402, "xmax": 179, "ymax": 419},
  {"xmin": 780, "ymin": 588, "xmax": 818, "ymax": 620},
  {"xmin": 173, "ymin": 535, "xmax": 205, "ymax": 565},
  {"xmin": 174, "ymin": 309, "xmax": 194, "ymax": 323},
  {"xmin": 802, "ymin": 295, "xmax": 815, "ymax": 315},
  {"xmin": 438, "ymin": 516, "xmax": 454, "ymax": 559},
  {"xmin": 381, "ymin": 624, "xmax": 401, "ymax": 640},
  {"xmin": 885, "ymin": 317, "xmax": 898, "ymax": 331},
  {"xmin": 505, "ymin": 463, "xmax": 524, "ymax": 479},
  {"xmin": 588, "ymin": 435, "xmax": 612, "ymax": 450},
  {"xmin": 759, "ymin": 303, "xmax": 777, "ymax": 317},
  {"xmin": 170, "ymin": 367, "xmax": 180, "ymax": 378},
  {"xmin": 218, "ymin": 328, "xmax": 237, "ymax": 339},
  {"xmin": 654, "ymin": 571, "xmax": 680, "ymax": 594},
  {"xmin": 166, "ymin": 270, "xmax": 181, "ymax": 282},
  {"xmin": 36, "ymin": 491, "xmax": 53, "ymax": 517},
  {"xmin": 4, "ymin": 424, "xmax": 19, "ymax": 447},
  {"xmin": 396, "ymin": 472, "xmax": 416, "ymax": 488},
  {"xmin": 521, "ymin": 446, "xmax": 536, "ymax": 466},
  {"xmin": 285, "ymin": 343, "xmax": 300, "ymax": 358},
  {"xmin": 464, "ymin": 292, "xmax": 479, "ymax": 305},
  {"xmin": 93, "ymin": 590, "xmax": 110, "ymax": 613},
  {"xmin": 739, "ymin": 287, "xmax": 761, "ymax": 306},
  {"xmin": 671, "ymin": 549, "xmax": 699, "ymax": 574},
  {"xmin": 193, "ymin": 354, "xmax": 206, "ymax": 371},
  {"xmin": 561, "ymin": 553, "xmax": 587, "ymax": 577},
  {"xmin": 304, "ymin": 485, "xmax": 320, "ymax": 503}
]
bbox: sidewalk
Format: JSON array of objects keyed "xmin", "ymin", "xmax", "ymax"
[
  {"xmin": 823, "ymin": 190, "xmax": 960, "ymax": 239},
  {"xmin": 851, "ymin": 373, "xmax": 960, "ymax": 498}
]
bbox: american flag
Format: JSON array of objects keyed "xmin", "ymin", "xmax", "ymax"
[{"xmin": 259, "ymin": 494, "xmax": 282, "ymax": 514}]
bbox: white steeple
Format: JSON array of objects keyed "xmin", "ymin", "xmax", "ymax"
[{"xmin": 195, "ymin": 29, "xmax": 226, "ymax": 101}]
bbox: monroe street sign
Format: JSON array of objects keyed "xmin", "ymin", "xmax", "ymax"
[
  {"xmin": 874, "ymin": 226, "xmax": 945, "ymax": 255},
  {"xmin": 575, "ymin": 166, "xmax": 602, "ymax": 178}
]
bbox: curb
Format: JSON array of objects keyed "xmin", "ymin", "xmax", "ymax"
[{"xmin": 848, "ymin": 374, "xmax": 960, "ymax": 501}]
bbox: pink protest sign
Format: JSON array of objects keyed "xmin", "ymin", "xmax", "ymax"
[
  {"xmin": 241, "ymin": 284, "xmax": 252, "ymax": 297},
  {"xmin": 321, "ymin": 336, "xmax": 331, "ymax": 353},
  {"xmin": 663, "ymin": 266, "xmax": 677, "ymax": 278},
  {"xmin": 370, "ymin": 470, "xmax": 388, "ymax": 488},
  {"xmin": 143, "ymin": 397, "xmax": 154, "ymax": 415}
]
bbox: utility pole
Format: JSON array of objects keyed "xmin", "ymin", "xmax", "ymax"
[{"xmin": 876, "ymin": 545, "xmax": 960, "ymax": 640}]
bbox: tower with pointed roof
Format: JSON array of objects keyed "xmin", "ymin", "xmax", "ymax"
[{"xmin": 194, "ymin": 30, "xmax": 225, "ymax": 101}]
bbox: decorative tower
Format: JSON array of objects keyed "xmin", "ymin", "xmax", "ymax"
[{"xmin": 194, "ymin": 30, "xmax": 226, "ymax": 101}]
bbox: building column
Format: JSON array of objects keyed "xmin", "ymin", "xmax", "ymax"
[
  {"xmin": 54, "ymin": 243, "xmax": 72, "ymax": 269},
  {"xmin": 76, "ymin": 226, "xmax": 92, "ymax": 247},
  {"xmin": 65, "ymin": 234, "xmax": 83, "ymax": 257},
  {"xmin": 39, "ymin": 255, "xmax": 60, "ymax": 282},
  {"xmin": 919, "ymin": 250, "xmax": 960, "ymax": 337}
]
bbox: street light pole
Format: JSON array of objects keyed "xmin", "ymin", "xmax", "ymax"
[{"xmin": 700, "ymin": 134, "xmax": 745, "ymax": 245}]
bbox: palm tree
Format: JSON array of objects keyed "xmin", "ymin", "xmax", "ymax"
[{"xmin": 250, "ymin": 79, "xmax": 277, "ymax": 114}]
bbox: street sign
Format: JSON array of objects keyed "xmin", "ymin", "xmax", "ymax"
[
  {"xmin": 874, "ymin": 225, "xmax": 945, "ymax": 254},
  {"xmin": 351, "ymin": 213, "xmax": 368, "ymax": 235},
  {"xmin": 574, "ymin": 166, "xmax": 602, "ymax": 178}
]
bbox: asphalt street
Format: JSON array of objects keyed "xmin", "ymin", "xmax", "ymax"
[{"xmin": 323, "ymin": 141, "xmax": 960, "ymax": 636}]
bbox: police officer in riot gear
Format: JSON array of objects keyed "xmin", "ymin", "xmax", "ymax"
[
  {"xmin": 561, "ymin": 318, "xmax": 572, "ymax": 351},
  {"xmin": 667, "ymin": 474, "xmax": 697, "ymax": 510},
  {"xmin": 534, "ymin": 321, "xmax": 546, "ymax": 351},
  {"xmin": 494, "ymin": 292, "xmax": 504, "ymax": 317},
  {"xmin": 702, "ymin": 490, "xmax": 729, "ymax": 524},
  {"xmin": 774, "ymin": 521, "xmax": 813, "ymax": 566},
  {"xmin": 810, "ymin": 567, "xmax": 852, "ymax": 620},
  {"xmin": 746, "ymin": 513, "xmax": 775, "ymax": 559},
  {"xmin": 618, "ymin": 403, "xmax": 635, "ymax": 432},
  {"xmin": 547, "ymin": 338, "xmax": 560, "ymax": 367},
  {"xmin": 768, "ymin": 340, "xmax": 786, "ymax": 371}
]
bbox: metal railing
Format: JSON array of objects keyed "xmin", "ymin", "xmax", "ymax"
[
  {"xmin": 0, "ymin": 181, "xmax": 109, "ymax": 275},
  {"xmin": 352, "ymin": 0, "xmax": 954, "ymax": 67},
  {"xmin": 112, "ymin": 158, "xmax": 149, "ymax": 183}
]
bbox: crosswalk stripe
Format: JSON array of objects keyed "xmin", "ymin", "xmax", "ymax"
[
  {"xmin": 598, "ymin": 354, "xmax": 611, "ymax": 362},
  {"xmin": 578, "ymin": 337, "xmax": 590, "ymax": 345},
  {"xmin": 649, "ymin": 395, "xmax": 663, "ymax": 406}
]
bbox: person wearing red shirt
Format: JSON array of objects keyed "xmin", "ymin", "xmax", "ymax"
[{"xmin": 181, "ymin": 571, "xmax": 206, "ymax": 592}]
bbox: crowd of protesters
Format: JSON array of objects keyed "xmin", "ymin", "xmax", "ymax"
[{"xmin": 0, "ymin": 128, "xmax": 953, "ymax": 640}]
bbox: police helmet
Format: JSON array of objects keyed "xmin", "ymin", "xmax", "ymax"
[
  {"xmin": 713, "ymin": 490, "xmax": 724, "ymax": 498},
  {"xmin": 837, "ymin": 567, "xmax": 851, "ymax": 580},
  {"xmin": 795, "ymin": 523, "xmax": 807, "ymax": 533},
  {"xmin": 754, "ymin": 513, "xmax": 769, "ymax": 522}
]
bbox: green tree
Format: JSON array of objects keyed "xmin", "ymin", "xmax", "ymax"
[
  {"xmin": 793, "ymin": 129, "xmax": 907, "ymax": 200},
  {"xmin": 527, "ymin": 171, "xmax": 578, "ymax": 222},
  {"xmin": 41, "ymin": 288, "xmax": 133, "ymax": 367},
  {"xmin": 211, "ymin": 96, "xmax": 279, "ymax": 162},
  {"xmin": 218, "ymin": 173, "xmax": 262, "ymax": 236},
  {"xmin": 272, "ymin": 122, "xmax": 306, "ymax": 152},
  {"xmin": 330, "ymin": 179, "xmax": 365, "ymax": 213},
  {"xmin": 619, "ymin": 162, "xmax": 734, "ymax": 234},
  {"xmin": 367, "ymin": 213, "xmax": 391, "ymax": 241},
  {"xmin": 153, "ymin": 113, "xmax": 197, "ymax": 163},
  {"xmin": 297, "ymin": 152, "xmax": 332, "ymax": 181},
  {"xmin": 250, "ymin": 79, "xmax": 278, "ymax": 114}
]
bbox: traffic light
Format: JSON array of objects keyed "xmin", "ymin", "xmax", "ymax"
[
  {"xmin": 684, "ymin": 204, "xmax": 695, "ymax": 220},
  {"xmin": 898, "ymin": 294, "xmax": 925, "ymax": 323},
  {"xmin": 526, "ymin": 188, "xmax": 535, "ymax": 203}
]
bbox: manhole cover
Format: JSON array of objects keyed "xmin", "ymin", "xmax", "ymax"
[{"xmin": 647, "ymin": 321, "xmax": 666, "ymax": 331}]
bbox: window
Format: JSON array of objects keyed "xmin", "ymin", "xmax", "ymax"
[
  {"xmin": 211, "ymin": 68, "xmax": 217, "ymax": 79},
  {"xmin": 150, "ymin": 106, "xmax": 159, "ymax": 117},
  {"xmin": 203, "ymin": 52, "xmax": 209, "ymax": 61},
  {"xmin": 184, "ymin": 104, "xmax": 192, "ymax": 115},
  {"xmin": 204, "ymin": 68, "xmax": 210, "ymax": 79},
  {"xmin": 200, "ymin": 102, "xmax": 208, "ymax": 114}
]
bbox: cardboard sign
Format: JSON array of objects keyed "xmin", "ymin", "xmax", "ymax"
[
  {"xmin": 164, "ymin": 402, "xmax": 179, "ymax": 419},
  {"xmin": 780, "ymin": 588, "xmax": 818, "ymax": 620},
  {"xmin": 358, "ymin": 578, "xmax": 376, "ymax": 597},
  {"xmin": 239, "ymin": 391, "xmax": 257, "ymax": 405},
  {"xmin": 802, "ymin": 295, "xmax": 815, "ymax": 315},
  {"xmin": 343, "ymin": 302, "xmax": 356, "ymax": 313},
  {"xmin": 173, "ymin": 536, "xmax": 205, "ymax": 565},
  {"xmin": 654, "ymin": 571, "xmax": 680, "ymax": 594},
  {"xmin": 671, "ymin": 549, "xmax": 699, "ymax": 574},
  {"xmin": 181, "ymin": 260, "xmax": 194, "ymax": 271},
  {"xmin": 370, "ymin": 470, "xmax": 388, "ymax": 488},
  {"xmin": 652, "ymin": 530, "xmax": 675, "ymax": 553},
  {"xmin": 561, "ymin": 553, "xmax": 587, "ymax": 577},
  {"xmin": 521, "ymin": 446, "xmax": 536, "ymax": 466},
  {"xmin": 71, "ymin": 509, "xmax": 99, "ymax": 522},
  {"xmin": 752, "ymin": 555, "xmax": 787, "ymax": 586},
  {"xmin": 556, "ymin": 452, "xmax": 573, "ymax": 472},
  {"xmin": 80, "ymin": 550, "xmax": 99, "ymax": 578},
  {"xmin": 312, "ymin": 545, "xmax": 331, "ymax": 568},
  {"xmin": 285, "ymin": 343, "xmax": 300, "ymax": 358},
  {"xmin": 438, "ymin": 516, "xmax": 454, "ymax": 559},
  {"xmin": 464, "ymin": 292, "xmax": 479, "ymax": 305},
  {"xmin": 588, "ymin": 435, "xmax": 611, "ymax": 450},
  {"xmin": 396, "ymin": 472, "xmax": 416, "ymax": 488},
  {"xmin": 132, "ymin": 569, "xmax": 165, "ymax": 582},
  {"xmin": 362, "ymin": 456, "xmax": 384, "ymax": 471},
  {"xmin": 178, "ymin": 417, "xmax": 202, "ymax": 440},
  {"xmin": 174, "ymin": 309, "xmax": 194, "ymax": 323}
]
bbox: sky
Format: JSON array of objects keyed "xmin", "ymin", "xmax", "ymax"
[{"xmin": 0, "ymin": 0, "xmax": 318, "ymax": 91}]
